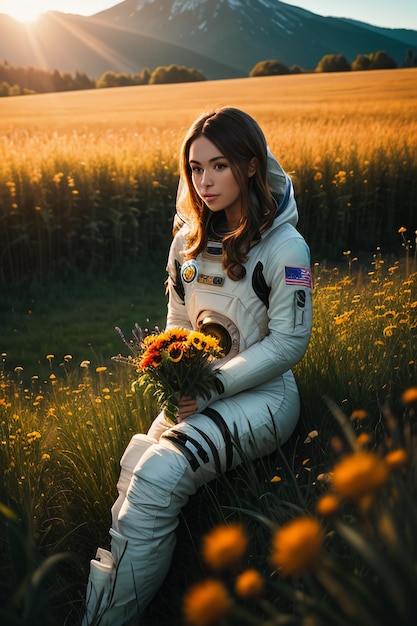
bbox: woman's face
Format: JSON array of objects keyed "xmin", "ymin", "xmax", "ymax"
[{"xmin": 188, "ymin": 135, "xmax": 243, "ymax": 229}]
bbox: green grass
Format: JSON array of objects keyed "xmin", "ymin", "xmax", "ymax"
[
  {"xmin": 0, "ymin": 244, "xmax": 416, "ymax": 625},
  {"xmin": 0, "ymin": 260, "xmax": 167, "ymax": 381}
]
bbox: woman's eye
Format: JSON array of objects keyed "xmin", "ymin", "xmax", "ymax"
[
  {"xmin": 215, "ymin": 163, "xmax": 227, "ymax": 170},
  {"xmin": 190, "ymin": 166, "xmax": 202, "ymax": 173}
]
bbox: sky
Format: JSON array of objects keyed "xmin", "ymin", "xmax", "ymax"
[{"xmin": 0, "ymin": 0, "xmax": 416, "ymax": 30}]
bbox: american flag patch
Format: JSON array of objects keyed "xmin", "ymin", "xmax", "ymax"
[{"xmin": 285, "ymin": 266, "xmax": 312, "ymax": 288}]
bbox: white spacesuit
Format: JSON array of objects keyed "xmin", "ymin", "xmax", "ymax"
[{"xmin": 82, "ymin": 155, "xmax": 312, "ymax": 625}]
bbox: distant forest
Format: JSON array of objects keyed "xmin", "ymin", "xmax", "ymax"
[{"xmin": 1, "ymin": 48, "xmax": 416, "ymax": 97}]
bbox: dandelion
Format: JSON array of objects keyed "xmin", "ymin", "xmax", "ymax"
[
  {"xmin": 202, "ymin": 523, "xmax": 248, "ymax": 570},
  {"xmin": 183, "ymin": 579, "xmax": 231, "ymax": 626},
  {"xmin": 332, "ymin": 452, "xmax": 389, "ymax": 500},
  {"xmin": 96, "ymin": 366, "xmax": 107, "ymax": 373},
  {"xmin": 80, "ymin": 360, "xmax": 90, "ymax": 368},
  {"xmin": 383, "ymin": 325, "xmax": 397, "ymax": 337},
  {"xmin": 271, "ymin": 516, "xmax": 323, "ymax": 577},
  {"xmin": 235, "ymin": 569, "xmax": 264, "ymax": 598}
]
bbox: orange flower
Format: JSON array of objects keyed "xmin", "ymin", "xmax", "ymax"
[
  {"xmin": 332, "ymin": 452, "xmax": 388, "ymax": 500},
  {"xmin": 357, "ymin": 432, "xmax": 372, "ymax": 447},
  {"xmin": 235, "ymin": 569, "xmax": 264, "ymax": 598},
  {"xmin": 139, "ymin": 345, "xmax": 162, "ymax": 368},
  {"xmin": 350, "ymin": 409, "xmax": 368, "ymax": 421},
  {"xmin": 385, "ymin": 449, "xmax": 407, "ymax": 469},
  {"xmin": 202, "ymin": 524, "xmax": 248, "ymax": 570},
  {"xmin": 183, "ymin": 579, "xmax": 231, "ymax": 626},
  {"xmin": 271, "ymin": 516, "xmax": 323, "ymax": 577},
  {"xmin": 401, "ymin": 387, "xmax": 417, "ymax": 406},
  {"xmin": 316, "ymin": 493, "xmax": 340, "ymax": 516}
]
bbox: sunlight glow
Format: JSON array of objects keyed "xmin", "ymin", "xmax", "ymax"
[{"xmin": 0, "ymin": 1, "xmax": 51, "ymax": 22}]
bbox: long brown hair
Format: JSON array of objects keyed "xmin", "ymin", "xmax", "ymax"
[{"xmin": 179, "ymin": 107, "xmax": 277, "ymax": 281}]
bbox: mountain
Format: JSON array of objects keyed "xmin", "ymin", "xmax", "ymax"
[
  {"xmin": 339, "ymin": 17, "xmax": 417, "ymax": 49},
  {"xmin": 0, "ymin": 11, "xmax": 240, "ymax": 79},
  {"xmin": 0, "ymin": 0, "xmax": 415, "ymax": 79}
]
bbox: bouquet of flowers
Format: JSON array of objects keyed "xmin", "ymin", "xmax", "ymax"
[{"xmin": 113, "ymin": 325, "xmax": 223, "ymax": 423}]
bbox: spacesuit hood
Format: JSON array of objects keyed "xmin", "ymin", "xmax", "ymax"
[{"xmin": 264, "ymin": 146, "xmax": 299, "ymax": 233}]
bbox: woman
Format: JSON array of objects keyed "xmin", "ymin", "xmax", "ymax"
[{"xmin": 83, "ymin": 107, "xmax": 312, "ymax": 625}]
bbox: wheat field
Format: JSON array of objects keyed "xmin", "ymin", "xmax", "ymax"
[
  {"xmin": 0, "ymin": 67, "xmax": 415, "ymax": 284},
  {"xmin": 2, "ymin": 68, "xmax": 416, "ymax": 152}
]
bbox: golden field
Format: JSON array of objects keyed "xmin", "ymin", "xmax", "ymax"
[
  {"xmin": 0, "ymin": 67, "xmax": 415, "ymax": 285},
  {"xmin": 1, "ymin": 68, "xmax": 416, "ymax": 165}
]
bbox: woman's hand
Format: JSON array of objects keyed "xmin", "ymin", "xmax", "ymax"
[{"xmin": 177, "ymin": 396, "xmax": 198, "ymax": 422}]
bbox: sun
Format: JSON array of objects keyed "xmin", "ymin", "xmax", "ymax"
[{"xmin": 1, "ymin": 1, "xmax": 52, "ymax": 23}]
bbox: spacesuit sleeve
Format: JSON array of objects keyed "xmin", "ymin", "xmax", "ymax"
[
  {"xmin": 165, "ymin": 230, "xmax": 193, "ymax": 330},
  {"xmin": 213, "ymin": 233, "xmax": 312, "ymax": 398}
]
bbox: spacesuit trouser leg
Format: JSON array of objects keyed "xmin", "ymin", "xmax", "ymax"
[
  {"xmin": 83, "ymin": 372, "xmax": 299, "ymax": 625},
  {"xmin": 82, "ymin": 433, "xmax": 157, "ymax": 626}
]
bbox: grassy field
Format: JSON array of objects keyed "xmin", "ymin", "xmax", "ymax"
[
  {"xmin": 0, "ymin": 68, "xmax": 415, "ymax": 290},
  {"xmin": 2, "ymin": 68, "xmax": 416, "ymax": 130},
  {"xmin": 0, "ymin": 69, "xmax": 417, "ymax": 626}
]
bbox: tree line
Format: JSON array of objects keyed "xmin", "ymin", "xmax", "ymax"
[
  {"xmin": 250, "ymin": 49, "xmax": 417, "ymax": 76},
  {"xmin": 0, "ymin": 48, "xmax": 416, "ymax": 97},
  {"xmin": 0, "ymin": 62, "xmax": 205, "ymax": 97}
]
